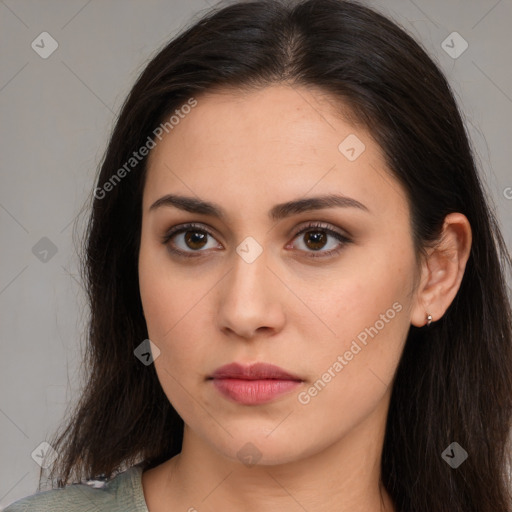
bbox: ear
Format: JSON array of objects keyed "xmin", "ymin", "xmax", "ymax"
[{"xmin": 410, "ymin": 213, "xmax": 472, "ymax": 327}]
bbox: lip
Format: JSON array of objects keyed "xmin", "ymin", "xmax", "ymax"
[
  {"xmin": 210, "ymin": 362, "xmax": 302, "ymax": 381},
  {"xmin": 209, "ymin": 362, "xmax": 303, "ymax": 405}
]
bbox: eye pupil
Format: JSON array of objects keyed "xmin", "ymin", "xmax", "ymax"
[
  {"xmin": 304, "ymin": 231, "xmax": 327, "ymax": 250},
  {"xmin": 185, "ymin": 231, "xmax": 207, "ymax": 249}
]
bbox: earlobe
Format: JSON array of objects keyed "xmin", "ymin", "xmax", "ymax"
[{"xmin": 410, "ymin": 213, "xmax": 472, "ymax": 328}]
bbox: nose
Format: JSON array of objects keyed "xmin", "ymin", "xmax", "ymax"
[{"xmin": 216, "ymin": 246, "xmax": 286, "ymax": 340}]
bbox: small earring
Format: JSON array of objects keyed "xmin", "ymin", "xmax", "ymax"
[{"xmin": 426, "ymin": 313, "xmax": 433, "ymax": 327}]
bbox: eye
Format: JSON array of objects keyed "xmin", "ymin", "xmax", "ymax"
[
  {"xmin": 162, "ymin": 221, "xmax": 352, "ymax": 260},
  {"xmin": 287, "ymin": 222, "xmax": 352, "ymax": 258},
  {"xmin": 162, "ymin": 223, "xmax": 222, "ymax": 257}
]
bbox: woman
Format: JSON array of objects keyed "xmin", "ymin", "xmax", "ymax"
[{"xmin": 5, "ymin": 0, "xmax": 511, "ymax": 511}]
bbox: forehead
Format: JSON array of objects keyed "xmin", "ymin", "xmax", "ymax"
[
  {"xmin": 143, "ymin": 85, "xmax": 406, "ymax": 218},
  {"xmin": 147, "ymin": 85, "xmax": 368, "ymax": 170}
]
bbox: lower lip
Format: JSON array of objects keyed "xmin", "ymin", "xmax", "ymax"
[{"xmin": 211, "ymin": 378, "xmax": 302, "ymax": 405}]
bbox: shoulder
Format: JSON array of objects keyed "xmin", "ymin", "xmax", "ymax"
[
  {"xmin": 2, "ymin": 483, "xmax": 104, "ymax": 512},
  {"xmin": 2, "ymin": 466, "xmax": 148, "ymax": 512}
]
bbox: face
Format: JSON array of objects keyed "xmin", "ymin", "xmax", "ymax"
[{"xmin": 138, "ymin": 84, "xmax": 419, "ymax": 466}]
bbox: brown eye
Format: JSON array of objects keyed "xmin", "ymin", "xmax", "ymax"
[
  {"xmin": 162, "ymin": 223, "xmax": 222, "ymax": 257},
  {"xmin": 289, "ymin": 222, "xmax": 352, "ymax": 258},
  {"xmin": 303, "ymin": 231, "xmax": 328, "ymax": 250},
  {"xmin": 184, "ymin": 230, "xmax": 208, "ymax": 250}
]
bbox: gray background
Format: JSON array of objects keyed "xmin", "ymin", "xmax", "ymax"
[{"xmin": 1, "ymin": 0, "xmax": 511, "ymax": 507}]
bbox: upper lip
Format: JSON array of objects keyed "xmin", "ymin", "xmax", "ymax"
[{"xmin": 210, "ymin": 362, "xmax": 303, "ymax": 381}]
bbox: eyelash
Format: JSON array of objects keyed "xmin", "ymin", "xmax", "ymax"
[{"xmin": 161, "ymin": 222, "xmax": 352, "ymax": 260}]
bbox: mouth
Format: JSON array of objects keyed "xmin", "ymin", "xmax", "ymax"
[{"xmin": 207, "ymin": 362, "xmax": 304, "ymax": 405}]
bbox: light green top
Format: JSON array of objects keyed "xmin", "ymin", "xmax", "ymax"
[{"xmin": 2, "ymin": 466, "xmax": 149, "ymax": 512}]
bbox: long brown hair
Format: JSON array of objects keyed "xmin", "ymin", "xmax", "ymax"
[{"xmin": 46, "ymin": 1, "xmax": 512, "ymax": 510}]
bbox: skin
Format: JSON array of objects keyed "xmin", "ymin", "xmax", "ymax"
[{"xmin": 138, "ymin": 84, "xmax": 472, "ymax": 512}]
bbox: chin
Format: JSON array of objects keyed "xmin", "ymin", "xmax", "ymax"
[{"xmin": 209, "ymin": 430, "xmax": 315, "ymax": 468}]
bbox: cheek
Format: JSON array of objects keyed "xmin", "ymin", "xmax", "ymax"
[
  {"xmin": 138, "ymin": 243, "xmax": 214, "ymax": 387},
  {"xmin": 298, "ymin": 239, "xmax": 415, "ymax": 387},
  {"xmin": 293, "ymin": 274, "xmax": 411, "ymax": 442},
  {"xmin": 311, "ymin": 242, "xmax": 413, "ymax": 322},
  {"xmin": 138, "ymin": 234, "xmax": 210, "ymax": 341},
  {"xmin": 139, "ymin": 257, "xmax": 211, "ymax": 419}
]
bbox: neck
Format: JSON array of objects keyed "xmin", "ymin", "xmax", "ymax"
[{"xmin": 145, "ymin": 390, "xmax": 395, "ymax": 512}]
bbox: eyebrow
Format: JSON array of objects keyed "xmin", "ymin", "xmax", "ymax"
[{"xmin": 149, "ymin": 193, "xmax": 369, "ymax": 221}]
